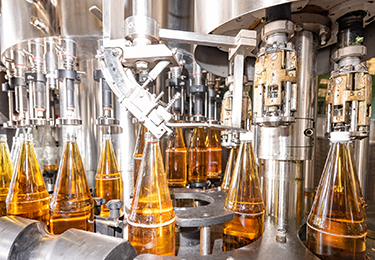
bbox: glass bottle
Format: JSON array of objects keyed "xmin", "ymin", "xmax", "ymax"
[
  {"xmin": 223, "ymin": 138, "xmax": 264, "ymax": 252},
  {"xmin": 221, "ymin": 147, "xmax": 237, "ymax": 192},
  {"xmin": 306, "ymin": 132, "xmax": 366, "ymax": 260},
  {"xmin": 95, "ymin": 134, "xmax": 123, "ymax": 217},
  {"xmin": 31, "ymin": 127, "xmax": 44, "ymax": 172},
  {"xmin": 128, "ymin": 132, "xmax": 176, "ymax": 256},
  {"xmin": 10, "ymin": 129, "xmax": 21, "ymax": 165},
  {"xmin": 206, "ymin": 128, "xmax": 222, "ymax": 181},
  {"xmin": 6, "ymin": 133, "xmax": 50, "ymax": 224},
  {"xmin": 0, "ymin": 134, "xmax": 13, "ymax": 216},
  {"xmin": 133, "ymin": 125, "xmax": 148, "ymax": 189},
  {"xmin": 188, "ymin": 128, "xmax": 207, "ymax": 186},
  {"xmin": 166, "ymin": 127, "xmax": 187, "ymax": 187},
  {"xmin": 49, "ymin": 133, "xmax": 94, "ymax": 235},
  {"xmin": 41, "ymin": 126, "xmax": 58, "ymax": 193}
]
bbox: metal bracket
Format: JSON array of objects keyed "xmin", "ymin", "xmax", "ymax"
[{"xmin": 97, "ymin": 47, "xmax": 174, "ymax": 139}]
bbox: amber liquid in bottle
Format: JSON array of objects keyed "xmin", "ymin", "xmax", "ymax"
[
  {"xmin": 133, "ymin": 125, "xmax": 148, "ymax": 189},
  {"xmin": 206, "ymin": 129, "xmax": 222, "ymax": 180},
  {"xmin": 188, "ymin": 128, "xmax": 207, "ymax": 185},
  {"xmin": 6, "ymin": 134, "xmax": 50, "ymax": 224},
  {"xmin": 0, "ymin": 135, "xmax": 14, "ymax": 216},
  {"xmin": 166, "ymin": 128, "xmax": 187, "ymax": 187},
  {"xmin": 128, "ymin": 133, "xmax": 176, "ymax": 256},
  {"xmin": 223, "ymin": 140, "xmax": 264, "ymax": 252},
  {"xmin": 49, "ymin": 133, "xmax": 94, "ymax": 234},
  {"xmin": 221, "ymin": 148, "xmax": 237, "ymax": 192},
  {"xmin": 306, "ymin": 135, "xmax": 366, "ymax": 260},
  {"xmin": 95, "ymin": 134, "xmax": 123, "ymax": 217}
]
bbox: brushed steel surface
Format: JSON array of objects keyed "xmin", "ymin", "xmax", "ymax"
[
  {"xmin": 135, "ymin": 216, "xmax": 319, "ymax": 260},
  {"xmin": 0, "ymin": 216, "xmax": 137, "ymax": 260},
  {"xmin": 1, "ymin": 0, "xmax": 58, "ymax": 55}
]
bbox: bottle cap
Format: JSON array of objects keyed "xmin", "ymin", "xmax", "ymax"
[
  {"xmin": 65, "ymin": 133, "xmax": 77, "ymax": 142},
  {"xmin": 19, "ymin": 133, "xmax": 33, "ymax": 142},
  {"xmin": 240, "ymin": 131, "xmax": 253, "ymax": 141},
  {"xmin": 0, "ymin": 134, "xmax": 7, "ymax": 142},
  {"xmin": 330, "ymin": 131, "xmax": 350, "ymax": 142},
  {"xmin": 102, "ymin": 134, "xmax": 112, "ymax": 141}
]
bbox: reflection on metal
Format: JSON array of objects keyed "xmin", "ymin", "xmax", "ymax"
[
  {"xmin": 135, "ymin": 216, "xmax": 319, "ymax": 260},
  {"xmin": 0, "ymin": 216, "xmax": 137, "ymax": 260}
]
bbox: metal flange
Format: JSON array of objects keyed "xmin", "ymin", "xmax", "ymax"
[
  {"xmin": 332, "ymin": 45, "xmax": 367, "ymax": 62},
  {"xmin": 261, "ymin": 20, "xmax": 294, "ymax": 41},
  {"xmin": 170, "ymin": 188, "xmax": 234, "ymax": 227}
]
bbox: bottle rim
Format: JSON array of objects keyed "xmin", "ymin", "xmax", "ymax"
[
  {"xmin": 330, "ymin": 131, "xmax": 350, "ymax": 142},
  {"xmin": 0, "ymin": 134, "xmax": 7, "ymax": 142},
  {"xmin": 64, "ymin": 133, "xmax": 77, "ymax": 142}
]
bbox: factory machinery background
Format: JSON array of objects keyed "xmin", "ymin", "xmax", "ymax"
[{"xmin": 0, "ymin": 0, "xmax": 375, "ymax": 259}]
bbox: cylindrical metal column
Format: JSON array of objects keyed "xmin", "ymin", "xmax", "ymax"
[
  {"xmin": 294, "ymin": 30, "xmax": 318, "ymax": 214},
  {"xmin": 200, "ymin": 226, "xmax": 211, "ymax": 255}
]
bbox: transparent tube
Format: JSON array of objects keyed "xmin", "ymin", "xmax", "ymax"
[
  {"xmin": 95, "ymin": 134, "xmax": 123, "ymax": 217},
  {"xmin": 128, "ymin": 132, "xmax": 176, "ymax": 256},
  {"xmin": 306, "ymin": 138, "xmax": 366, "ymax": 260},
  {"xmin": 0, "ymin": 135, "xmax": 13, "ymax": 216},
  {"xmin": 223, "ymin": 141, "xmax": 264, "ymax": 252}
]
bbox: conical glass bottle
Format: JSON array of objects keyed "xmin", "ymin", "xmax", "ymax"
[
  {"xmin": 188, "ymin": 128, "xmax": 207, "ymax": 186},
  {"xmin": 206, "ymin": 128, "xmax": 222, "ymax": 181},
  {"xmin": 128, "ymin": 132, "xmax": 176, "ymax": 256},
  {"xmin": 10, "ymin": 129, "xmax": 21, "ymax": 165},
  {"xmin": 95, "ymin": 134, "xmax": 123, "ymax": 217},
  {"xmin": 31, "ymin": 127, "xmax": 44, "ymax": 172},
  {"xmin": 306, "ymin": 132, "xmax": 366, "ymax": 260},
  {"xmin": 221, "ymin": 147, "xmax": 237, "ymax": 192},
  {"xmin": 223, "ymin": 138, "xmax": 264, "ymax": 252},
  {"xmin": 133, "ymin": 125, "xmax": 148, "ymax": 189},
  {"xmin": 41, "ymin": 126, "xmax": 58, "ymax": 193},
  {"xmin": 6, "ymin": 133, "xmax": 50, "ymax": 224},
  {"xmin": 0, "ymin": 134, "xmax": 13, "ymax": 216},
  {"xmin": 166, "ymin": 127, "xmax": 187, "ymax": 187},
  {"xmin": 49, "ymin": 133, "xmax": 94, "ymax": 234}
]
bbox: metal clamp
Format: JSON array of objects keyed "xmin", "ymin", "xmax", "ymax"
[
  {"xmin": 332, "ymin": 45, "xmax": 367, "ymax": 63},
  {"xmin": 261, "ymin": 20, "xmax": 294, "ymax": 41}
]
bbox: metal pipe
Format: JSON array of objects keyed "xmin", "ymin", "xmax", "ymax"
[
  {"xmin": 232, "ymin": 53, "xmax": 244, "ymax": 128},
  {"xmin": 132, "ymin": 0, "xmax": 151, "ymax": 17},
  {"xmin": 200, "ymin": 226, "xmax": 210, "ymax": 256}
]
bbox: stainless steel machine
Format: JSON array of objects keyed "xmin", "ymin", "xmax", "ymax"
[{"xmin": 0, "ymin": 0, "xmax": 374, "ymax": 259}]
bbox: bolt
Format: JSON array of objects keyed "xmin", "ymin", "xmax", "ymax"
[
  {"xmin": 111, "ymin": 49, "xmax": 119, "ymax": 57},
  {"xmin": 294, "ymin": 23, "xmax": 303, "ymax": 32},
  {"xmin": 319, "ymin": 27, "xmax": 329, "ymax": 46},
  {"xmin": 276, "ymin": 229, "xmax": 287, "ymax": 243}
]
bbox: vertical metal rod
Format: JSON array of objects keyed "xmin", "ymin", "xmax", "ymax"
[
  {"xmin": 200, "ymin": 226, "xmax": 211, "ymax": 255},
  {"xmin": 232, "ymin": 54, "xmax": 244, "ymax": 128},
  {"xmin": 132, "ymin": 0, "xmax": 151, "ymax": 17},
  {"xmin": 284, "ymin": 81, "xmax": 291, "ymax": 117},
  {"xmin": 29, "ymin": 82, "xmax": 35, "ymax": 119},
  {"xmin": 350, "ymin": 101, "xmax": 358, "ymax": 132},
  {"xmin": 45, "ymin": 84, "xmax": 50, "ymax": 119},
  {"xmin": 353, "ymin": 138, "xmax": 369, "ymax": 197}
]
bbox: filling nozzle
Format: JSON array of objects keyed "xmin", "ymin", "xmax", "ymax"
[
  {"xmin": 166, "ymin": 66, "xmax": 186, "ymax": 119},
  {"xmin": 5, "ymin": 50, "xmax": 29, "ymax": 125},
  {"xmin": 253, "ymin": 3, "xmax": 297, "ymax": 127},
  {"xmin": 325, "ymin": 11, "xmax": 371, "ymax": 139},
  {"xmin": 56, "ymin": 39, "xmax": 82, "ymax": 126},
  {"xmin": 189, "ymin": 63, "xmax": 207, "ymax": 122}
]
